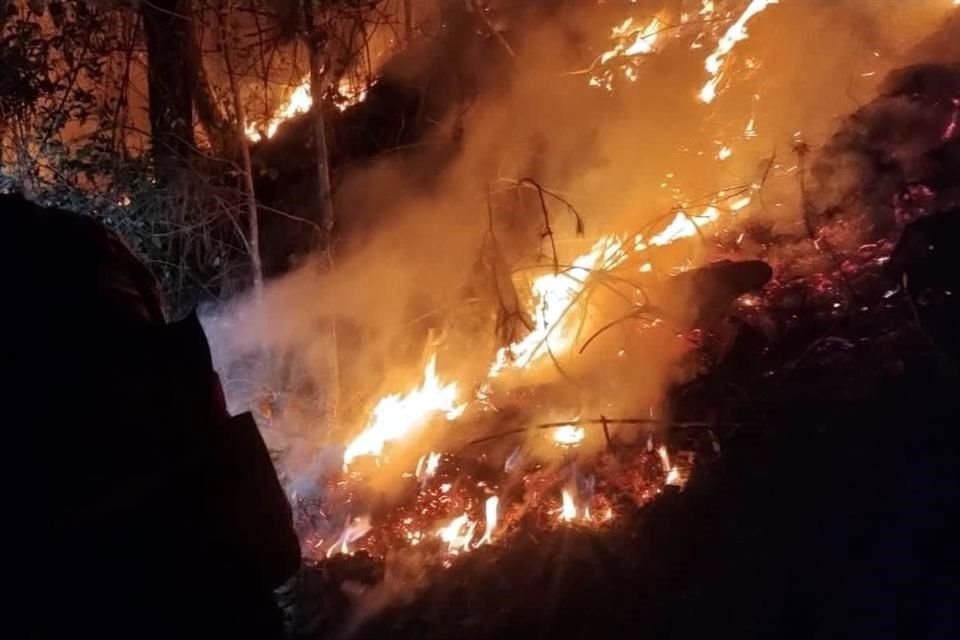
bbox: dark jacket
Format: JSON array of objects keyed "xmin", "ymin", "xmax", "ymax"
[{"xmin": 4, "ymin": 194, "xmax": 299, "ymax": 638}]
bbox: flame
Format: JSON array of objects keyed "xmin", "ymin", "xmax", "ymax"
[
  {"xmin": 657, "ymin": 445, "xmax": 671, "ymax": 473},
  {"xmin": 717, "ymin": 146, "xmax": 733, "ymax": 160},
  {"xmin": 245, "ymin": 76, "xmax": 367, "ymax": 142},
  {"xmin": 665, "ymin": 467, "xmax": 681, "ymax": 486},
  {"xmin": 245, "ymin": 79, "xmax": 312, "ymax": 143},
  {"xmin": 591, "ymin": 15, "xmax": 665, "ymax": 90},
  {"xmin": 476, "ymin": 496, "xmax": 500, "ymax": 546},
  {"xmin": 489, "ymin": 235, "xmax": 626, "ymax": 377},
  {"xmin": 553, "ymin": 425, "xmax": 586, "ymax": 447},
  {"xmin": 415, "ymin": 451, "xmax": 442, "ymax": 483},
  {"xmin": 437, "ymin": 513, "xmax": 477, "ymax": 554},
  {"xmin": 648, "ymin": 207, "xmax": 720, "ymax": 247},
  {"xmin": 698, "ymin": 0, "xmax": 779, "ymax": 103},
  {"xmin": 326, "ymin": 515, "xmax": 372, "ymax": 557},
  {"xmin": 560, "ymin": 489, "xmax": 578, "ymax": 522},
  {"xmin": 343, "ymin": 355, "xmax": 465, "ymax": 465}
]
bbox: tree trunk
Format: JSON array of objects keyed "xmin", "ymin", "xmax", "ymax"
[
  {"xmin": 303, "ymin": 1, "xmax": 340, "ymax": 434},
  {"xmin": 141, "ymin": 0, "xmax": 197, "ymax": 182},
  {"xmin": 403, "ymin": 0, "xmax": 414, "ymax": 45},
  {"xmin": 217, "ymin": 2, "xmax": 264, "ymax": 297}
]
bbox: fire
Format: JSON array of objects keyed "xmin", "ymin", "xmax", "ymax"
[
  {"xmin": 559, "ymin": 488, "xmax": 578, "ymax": 522},
  {"xmin": 647, "ymin": 206, "xmax": 721, "ymax": 247},
  {"xmin": 326, "ymin": 515, "xmax": 373, "ymax": 557},
  {"xmin": 245, "ymin": 79, "xmax": 312, "ymax": 143},
  {"xmin": 657, "ymin": 445, "xmax": 671, "ymax": 473},
  {"xmin": 590, "ymin": 15, "xmax": 665, "ymax": 90},
  {"xmin": 553, "ymin": 425, "xmax": 586, "ymax": 447},
  {"xmin": 437, "ymin": 513, "xmax": 477, "ymax": 554},
  {"xmin": 489, "ymin": 235, "xmax": 627, "ymax": 377},
  {"xmin": 602, "ymin": 16, "xmax": 664, "ymax": 63},
  {"xmin": 698, "ymin": 0, "xmax": 779, "ymax": 103},
  {"xmin": 343, "ymin": 355, "xmax": 465, "ymax": 465},
  {"xmin": 415, "ymin": 451, "xmax": 443, "ymax": 483},
  {"xmin": 476, "ymin": 496, "xmax": 500, "ymax": 546},
  {"xmin": 658, "ymin": 445, "xmax": 682, "ymax": 487},
  {"xmin": 245, "ymin": 76, "xmax": 368, "ymax": 142}
]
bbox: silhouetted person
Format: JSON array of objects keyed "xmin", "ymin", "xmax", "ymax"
[{"xmin": 5, "ymin": 194, "xmax": 299, "ymax": 638}]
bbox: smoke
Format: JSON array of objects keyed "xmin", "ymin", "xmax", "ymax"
[{"xmin": 203, "ymin": 0, "xmax": 959, "ymax": 490}]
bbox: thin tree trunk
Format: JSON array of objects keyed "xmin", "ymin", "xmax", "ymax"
[
  {"xmin": 403, "ymin": 0, "xmax": 414, "ymax": 45},
  {"xmin": 217, "ymin": 2, "xmax": 264, "ymax": 296},
  {"xmin": 303, "ymin": 1, "xmax": 340, "ymax": 433}
]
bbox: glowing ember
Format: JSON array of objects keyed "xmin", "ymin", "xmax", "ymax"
[
  {"xmin": 698, "ymin": 0, "xmax": 779, "ymax": 103},
  {"xmin": 489, "ymin": 235, "xmax": 626, "ymax": 377},
  {"xmin": 553, "ymin": 425, "xmax": 586, "ymax": 447},
  {"xmin": 476, "ymin": 496, "xmax": 500, "ymax": 546},
  {"xmin": 344, "ymin": 355, "xmax": 465, "ymax": 465},
  {"xmin": 437, "ymin": 513, "xmax": 477, "ymax": 554},
  {"xmin": 326, "ymin": 515, "xmax": 372, "ymax": 557}
]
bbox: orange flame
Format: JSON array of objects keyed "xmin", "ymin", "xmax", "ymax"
[
  {"xmin": 489, "ymin": 235, "xmax": 627, "ymax": 377},
  {"xmin": 245, "ymin": 76, "xmax": 367, "ymax": 142},
  {"xmin": 343, "ymin": 355, "xmax": 465, "ymax": 465},
  {"xmin": 590, "ymin": 15, "xmax": 665, "ymax": 90},
  {"xmin": 699, "ymin": 0, "xmax": 779, "ymax": 103}
]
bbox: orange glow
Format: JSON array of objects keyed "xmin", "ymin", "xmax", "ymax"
[
  {"xmin": 343, "ymin": 355, "xmax": 465, "ymax": 465},
  {"xmin": 699, "ymin": 0, "xmax": 779, "ymax": 103}
]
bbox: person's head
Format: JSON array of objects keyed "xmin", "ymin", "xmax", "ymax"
[{"xmin": 2, "ymin": 193, "xmax": 165, "ymax": 331}]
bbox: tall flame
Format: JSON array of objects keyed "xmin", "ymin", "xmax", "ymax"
[
  {"xmin": 476, "ymin": 496, "xmax": 500, "ymax": 546},
  {"xmin": 560, "ymin": 489, "xmax": 578, "ymax": 522},
  {"xmin": 699, "ymin": 0, "xmax": 779, "ymax": 103},
  {"xmin": 343, "ymin": 356, "xmax": 465, "ymax": 465}
]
